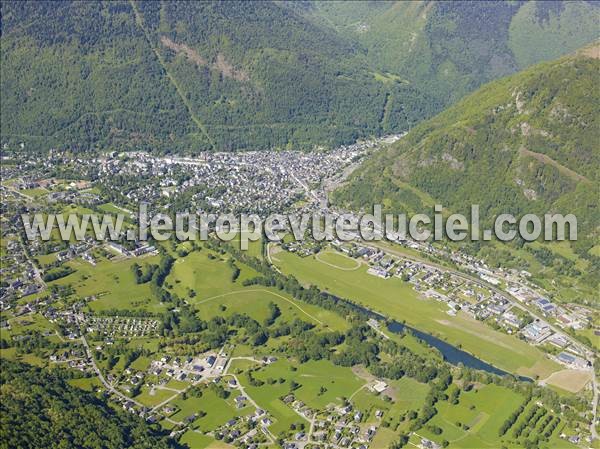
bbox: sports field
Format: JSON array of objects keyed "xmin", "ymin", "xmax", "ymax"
[{"xmin": 315, "ymin": 250, "xmax": 362, "ymax": 270}]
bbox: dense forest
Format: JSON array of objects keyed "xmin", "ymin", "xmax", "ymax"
[
  {"xmin": 0, "ymin": 360, "xmax": 177, "ymax": 449},
  {"xmin": 334, "ymin": 46, "xmax": 600, "ymax": 282},
  {"xmin": 0, "ymin": 1, "xmax": 437, "ymax": 153},
  {"xmin": 1, "ymin": 1, "xmax": 597, "ymax": 153},
  {"xmin": 303, "ymin": 0, "xmax": 600, "ymax": 107}
]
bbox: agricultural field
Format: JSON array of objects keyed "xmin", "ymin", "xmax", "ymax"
[
  {"xmin": 170, "ymin": 388, "xmax": 252, "ymax": 432},
  {"xmin": 67, "ymin": 376, "xmax": 103, "ymax": 392},
  {"xmin": 168, "ymin": 249, "xmax": 349, "ymax": 332},
  {"xmin": 273, "ymin": 248, "xmax": 561, "ymax": 380},
  {"xmin": 49, "ymin": 255, "xmax": 166, "ymax": 313},
  {"xmin": 135, "ymin": 386, "xmax": 177, "ymax": 408},
  {"xmin": 417, "ymin": 384, "xmax": 524, "ymax": 448}
]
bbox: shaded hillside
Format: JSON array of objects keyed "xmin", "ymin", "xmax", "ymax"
[
  {"xmin": 0, "ymin": 1, "xmax": 438, "ymax": 152},
  {"xmin": 0, "ymin": 360, "xmax": 177, "ymax": 449},
  {"xmin": 304, "ymin": 1, "xmax": 600, "ymax": 106},
  {"xmin": 334, "ymin": 46, "xmax": 599, "ymax": 278}
]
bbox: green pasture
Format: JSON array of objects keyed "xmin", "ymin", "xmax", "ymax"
[
  {"xmin": 274, "ymin": 249, "xmax": 560, "ymax": 379},
  {"xmin": 50, "ymin": 256, "xmax": 166, "ymax": 313}
]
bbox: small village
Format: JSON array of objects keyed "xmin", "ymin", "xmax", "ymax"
[{"xmin": 288, "ymin": 237, "xmax": 597, "ymax": 374}]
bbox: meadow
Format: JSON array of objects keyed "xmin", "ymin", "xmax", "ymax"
[
  {"xmin": 179, "ymin": 389, "xmax": 251, "ymax": 432},
  {"xmin": 178, "ymin": 432, "xmax": 216, "ymax": 449},
  {"xmin": 273, "ymin": 248, "xmax": 560, "ymax": 380},
  {"xmin": 234, "ymin": 358, "xmax": 365, "ymax": 434},
  {"xmin": 351, "ymin": 376, "xmax": 430, "ymax": 420},
  {"xmin": 50, "ymin": 255, "xmax": 167, "ymax": 313},
  {"xmin": 168, "ymin": 249, "xmax": 349, "ymax": 331},
  {"xmin": 135, "ymin": 386, "xmax": 176, "ymax": 408}
]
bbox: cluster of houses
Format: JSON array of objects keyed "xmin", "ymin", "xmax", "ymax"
[
  {"xmin": 56, "ymin": 241, "xmax": 97, "ymax": 264},
  {"xmin": 0, "ymin": 235, "xmax": 43, "ymax": 307},
  {"xmin": 106, "ymin": 241, "xmax": 157, "ymax": 258},
  {"xmin": 89, "ymin": 140, "xmax": 373, "ymax": 217},
  {"xmin": 281, "ymin": 397, "xmax": 385, "ymax": 449},
  {"xmin": 285, "ymin": 240, "xmax": 322, "ymax": 257},
  {"xmin": 326, "ymin": 242, "xmax": 595, "ymax": 370},
  {"xmin": 147, "ymin": 352, "xmax": 229, "ymax": 384},
  {"xmin": 49, "ymin": 348, "xmax": 93, "ymax": 373},
  {"xmin": 213, "ymin": 409, "xmax": 271, "ymax": 446},
  {"xmin": 47, "ymin": 190, "xmax": 101, "ymax": 205},
  {"xmin": 83, "ymin": 315, "xmax": 160, "ymax": 338}
]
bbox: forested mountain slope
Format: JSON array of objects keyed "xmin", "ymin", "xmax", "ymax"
[
  {"xmin": 0, "ymin": 0, "xmax": 437, "ymax": 152},
  {"xmin": 334, "ymin": 45, "xmax": 600, "ymax": 288},
  {"xmin": 0, "ymin": 360, "xmax": 177, "ymax": 449},
  {"xmin": 303, "ymin": 1, "xmax": 600, "ymax": 107},
  {"xmin": 2, "ymin": 1, "xmax": 597, "ymax": 153}
]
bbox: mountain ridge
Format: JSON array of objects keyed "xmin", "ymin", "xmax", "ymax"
[
  {"xmin": 2, "ymin": 1, "xmax": 598, "ymax": 153},
  {"xmin": 333, "ymin": 44, "xmax": 599, "ymax": 291}
]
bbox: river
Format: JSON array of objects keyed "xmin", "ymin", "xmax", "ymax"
[{"xmin": 339, "ymin": 298, "xmax": 533, "ymax": 381}]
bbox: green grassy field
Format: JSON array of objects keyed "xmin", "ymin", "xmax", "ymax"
[
  {"xmin": 273, "ymin": 248, "xmax": 560, "ymax": 379},
  {"xmin": 166, "ymin": 250, "xmax": 257, "ymax": 300},
  {"xmin": 236, "ymin": 358, "xmax": 365, "ymax": 435},
  {"xmin": 179, "ymin": 431, "xmax": 217, "ymax": 449},
  {"xmin": 170, "ymin": 249, "xmax": 349, "ymax": 331},
  {"xmin": 129, "ymin": 355, "xmax": 152, "ymax": 371},
  {"xmin": 34, "ymin": 252, "xmax": 59, "ymax": 266},
  {"xmin": 4, "ymin": 313, "xmax": 55, "ymax": 338},
  {"xmin": 417, "ymin": 384, "xmax": 524, "ymax": 448},
  {"xmin": 67, "ymin": 376, "xmax": 102, "ymax": 392},
  {"xmin": 97, "ymin": 202, "xmax": 132, "ymax": 216},
  {"xmin": 135, "ymin": 386, "xmax": 176, "ymax": 408},
  {"xmin": 228, "ymin": 231, "xmax": 263, "ymax": 259},
  {"xmin": 352, "ymin": 376, "xmax": 430, "ymax": 422},
  {"xmin": 315, "ymin": 250, "xmax": 362, "ymax": 270},
  {"xmin": 181, "ymin": 389, "xmax": 250, "ymax": 432},
  {"xmin": 194, "ymin": 288, "xmax": 349, "ymax": 332},
  {"xmin": 50, "ymin": 256, "xmax": 167, "ymax": 313},
  {"xmin": 171, "ymin": 396, "xmax": 206, "ymax": 422},
  {"xmin": 21, "ymin": 187, "xmax": 49, "ymax": 198}
]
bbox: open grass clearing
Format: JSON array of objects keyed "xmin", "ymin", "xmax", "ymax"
[
  {"xmin": 179, "ymin": 431, "xmax": 215, "ymax": 449},
  {"xmin": 135, "ymin": 386, "xmax": 176, "ymax": 408},
  {"xmin": 417, "ymin": 384, "xmax": 524, "ymax": 448},
  {"xmin": 171, "ymin": 249, "xmax": 348, "ymax": 331},
  {"xmin": 68, "ymin": 376, "xmax": 102, "ymax": 392},
  {"xmin": 315, "ymin": 250, "xmax": 361, "ymax": 270},
  {"xmin": 238, "ymin": 358, "xmax": 364, "ymax": 434},
  {"xmin": 50, "ymin": 256, "xmax": 166, "ymax": 313},
  {"xmin": 274, "ymin": 249, "xmax": 560, "ymax": 379},
  {"xmin": 542, "ymin": 369, "xmax": 592, "ymax": 393}
]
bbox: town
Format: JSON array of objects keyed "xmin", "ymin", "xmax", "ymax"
[{"xmin": 0, "ymin": 135, "xmax": 598, "ymax": 449}]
